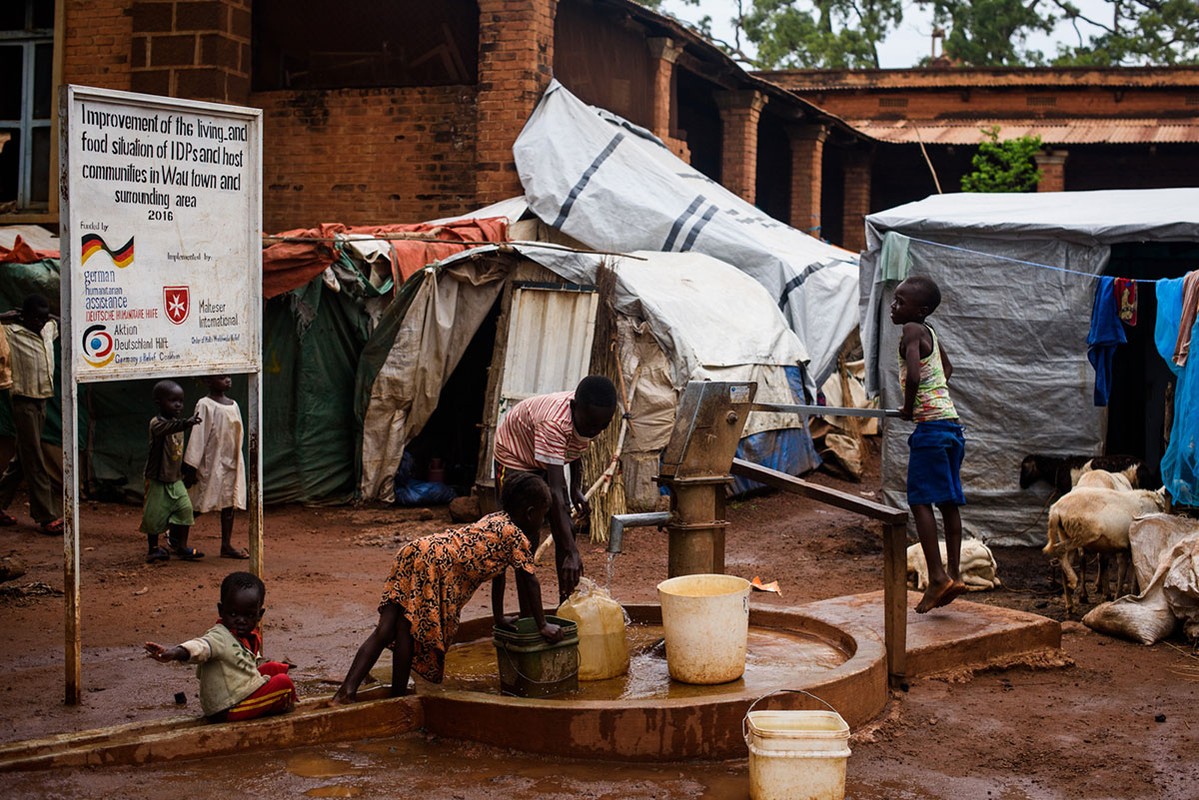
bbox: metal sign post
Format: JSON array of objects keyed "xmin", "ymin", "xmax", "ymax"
[{"xmin": 59, "ymin": 85, "xmax": 262, "ymax": 704}]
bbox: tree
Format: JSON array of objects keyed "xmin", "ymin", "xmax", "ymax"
[
  {"xmin": 960, "ymin": 127, "xmax": 1044, "ymax": 193},
  {"xmin": 919, "ymin": 0, "xmax": 1199, "ymax": 66},
  {"xmin": 1049, "ymin": 0, "xmax": 1199, "ymax": 65},
  {"xmin": 921, "ymin": 0, "xmax": 1055, "ymax": 66},
  {"xmin": 740, "ymin": 0, "xmax": 905, "ymax": 69},
  {"xmin": 637, "ymin": 0, "xmax": 1199, "ymax": 68}
]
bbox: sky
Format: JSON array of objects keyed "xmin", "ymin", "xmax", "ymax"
[{"xmin": 655, "ymin": 0, "xmax": 1115, "ymax": 69}]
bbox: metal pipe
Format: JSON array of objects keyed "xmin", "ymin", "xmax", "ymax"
[
  {"xmin": 607, "ymin": 511, "xmax": 671, "ymax": 555},
  {"xmin": 751, "ymin": 402, "xmax": 902, "ymax": 418}
]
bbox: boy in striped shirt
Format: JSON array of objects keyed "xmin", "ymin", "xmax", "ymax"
[{"xmin": 494, "ymin": 376, "xmax": 618, "ymax": 601}]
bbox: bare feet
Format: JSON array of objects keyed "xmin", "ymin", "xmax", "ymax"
[
  {"xmin": 327, "ymin": 690, "xmax": 355, "ymax": 706},
  {"xmin": 916, "ymin": 578, "xmax": 962, "ymax": 613},
  {"xmin": 934, "ymin": 580, "xmax": 967, "ymax": 609}
]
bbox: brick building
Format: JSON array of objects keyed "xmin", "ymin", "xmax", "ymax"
[
  {"xmin": 3, "ymin": 0, "xmax": 881, "ymax": 250},
  {"xmin": 760, "ymin": 67, "xmax": 1199, "ymax": 223}
]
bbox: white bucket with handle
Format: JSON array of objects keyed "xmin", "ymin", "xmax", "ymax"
[{"xmin": 743, "ymin": 690, "xmax": 851, "ymax": 800}]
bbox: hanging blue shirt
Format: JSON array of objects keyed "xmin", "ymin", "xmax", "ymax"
[{"xmin": 1087, "ymin": 276, "xmax": 1126, "ymax": 407}]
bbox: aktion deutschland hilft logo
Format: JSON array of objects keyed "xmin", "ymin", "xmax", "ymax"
[
  {"xmin": 80, "ymin": 234, "xmax": 134, "ymax": 267},
  {"xmin": 81, "ymin": 324, "xmax": 115, "ymax": 368}
]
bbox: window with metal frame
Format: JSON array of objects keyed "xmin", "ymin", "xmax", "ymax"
[{"xmin": 0, "ymin": 0, "xmax": 54, "ymax": 212}]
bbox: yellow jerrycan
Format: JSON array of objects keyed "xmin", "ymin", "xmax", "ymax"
[{"xmin": 556, "ymin": 577, "xmax": 630, "ymax": 680}]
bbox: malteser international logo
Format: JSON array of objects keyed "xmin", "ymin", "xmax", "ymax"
[
  {"xmin": 81, "ymin": 324, "xmax": 115, "ymax": 368},
  {"xmin": 80, "ymin": 234, "xmax": 134, "ymax": 268},
  {"xmin": 164, "ymin": 285, "xmax": 190, "ymax": 325}
]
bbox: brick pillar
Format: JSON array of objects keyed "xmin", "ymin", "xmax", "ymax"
[
  {"xmin": 1035, "ymin": 149, "xmax": 1068, "ymax": 192},
  {"xmin": 787, "ymin": 123, "xmax": 827, "ymax": 237},
  {"xmin": 475, "ymin": 0, "xmax": 558, "ymax": 204},
  {"xmin": 842, "ymin": 148, "xmax": 873, "ymax": 253},
  {"xmin": 130, "ymin": 0, "xmax": 251, "ymax": 104},
  {"xmin": 715, "ymin": 89, "xmax": 766, "ymax": 204},
  {"xmin": 647, "ymin": 38, "xmax": 682, "ymax": 139}
]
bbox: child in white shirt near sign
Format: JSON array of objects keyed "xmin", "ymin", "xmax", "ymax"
[{"xmin": 183, "ymin": 375, "xmax": 248, "ymax": 559}]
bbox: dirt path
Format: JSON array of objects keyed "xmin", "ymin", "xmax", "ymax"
[{"xmin": 2, "ymin": 448, "xmax": 1198, "ymax": 798}]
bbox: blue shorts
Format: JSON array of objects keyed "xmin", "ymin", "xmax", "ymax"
[{"xmin": 906, "ymin": 420, "xmax": 966, "ymax": 507}]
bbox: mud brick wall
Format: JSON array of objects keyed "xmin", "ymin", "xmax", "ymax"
[
  {"xmin": 62, "ymin": 0, "xmax": 135, "ymax": 89},
  {"xmin": 253, "ymin": 87, "xmax": 479, "ymax": 232}
]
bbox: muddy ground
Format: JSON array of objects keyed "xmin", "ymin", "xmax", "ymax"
[{"xmin": 2, "ymin": 443, "xmax": 1198, "ymax": 799}]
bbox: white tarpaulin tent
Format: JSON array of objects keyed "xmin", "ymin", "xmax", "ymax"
[
  {"xmin": 861, "ymin": 188, "xmax": 1199, "ymax": 545},
  {"xmin": 513, "ymin": 80, "xmax": 860, "ymax": 391},
  {"xmin": 359, "ymin": 243, "xmax": 813, "ymax": 501}
]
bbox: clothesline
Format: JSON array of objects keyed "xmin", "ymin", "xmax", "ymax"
[{"xmin": 904, "ymin": 236, "xmax": 1182, "ymax": 284}]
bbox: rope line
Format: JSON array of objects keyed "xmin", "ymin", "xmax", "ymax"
[{"xmin": 904, "ymin": 236, "xmax": 1176, "ymax": 284}]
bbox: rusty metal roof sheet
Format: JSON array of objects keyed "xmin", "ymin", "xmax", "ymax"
[{"xmin": 850, "ymin": 118, "xmax": 1199, "ymax": 145}]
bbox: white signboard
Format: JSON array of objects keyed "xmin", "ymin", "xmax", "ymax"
[{"xmin": 62, "ymin": 86, "xmax": 261, "ymax": 381}]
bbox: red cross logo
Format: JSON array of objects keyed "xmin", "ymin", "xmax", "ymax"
[{"xmin": 164, "ymin": 286, "xmax": 190, "ymax": 325}]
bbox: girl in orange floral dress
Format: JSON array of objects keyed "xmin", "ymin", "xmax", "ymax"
[{"xmin": 331, "ymin": 472, "xmax": 563, "ymax": 703}]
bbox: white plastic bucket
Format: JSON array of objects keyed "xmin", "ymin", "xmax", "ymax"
[
  {"xmin": 657, "ymin": 573, "xmax": 750, "ymax": 684},
  {"xmin": 744, "ymin": 709, "xmax": 851, "ymax": 800}
]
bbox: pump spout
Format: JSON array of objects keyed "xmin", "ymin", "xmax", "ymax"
[{"xmin": 607, "ymin": 512, "xmax": 671, "ymax": 555}]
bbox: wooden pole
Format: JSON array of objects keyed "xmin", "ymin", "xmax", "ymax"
[{"xmin": 882, "ymin": 521, "xmax": 909, "ymax": 687}]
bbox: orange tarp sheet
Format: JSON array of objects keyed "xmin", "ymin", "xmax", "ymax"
[
  {"xmin": 0, "ymin": 235, "xmax": 59, "ymax": 264},
  {"xmin": 261, "ymin": 218, "xmax": 508, "ymax": 299}
]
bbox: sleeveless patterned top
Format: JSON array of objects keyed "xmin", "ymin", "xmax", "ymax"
[{"xmin": 898, "ymin": 325, "xmax": 958, "ymax": 422}]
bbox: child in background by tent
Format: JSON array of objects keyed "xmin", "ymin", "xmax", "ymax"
[
  {"xmin": 183, "ymin": 375, "xmax": 249, "ymax": 559},
  {"xmin": 891, "ymin": 275, "xmax": 967, "ymax": 613},
  {"xmin": 141, "ymin": 380, "xmax": 203, "ymax": 563},
  {"xmin": 145, "ymin": 571, "xmax": 296, "ymax": 722},
  {"xmin": 330, "ymin": 471, "xmax": 562, "ymax": 704}
]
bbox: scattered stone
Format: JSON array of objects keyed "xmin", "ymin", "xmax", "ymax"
[
  {"xmin": 1155, "ymin": 713, "xmax": 1166, "ymax": 723},
  {"xmin": 449, "ymin": 495, "xmax": 481, "ymax": 523},
  {"xmin": 418, "ymin": 508, "xmax": 435, "ymax": 521},
  {"xmin": 0, "ymin": 556, "xmax": 26, "ymax": 583}
]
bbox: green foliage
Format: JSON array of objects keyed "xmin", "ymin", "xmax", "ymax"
[
  {"xmin": 922, "ymin": 0, "xmax": 1054, "ymax": 65},
  {"xmin": 960, "ymin": 127, "xmax": 1044, "ymax": 193},
  {"xmin": 1051, "ymin": 0, "xmax": 1199, "ymax": 66},
  {"xmin": 642, "ymin": 0, "xmax": 1199, "ymax": 68},
  {"xmin": 741, "ymin": 0, "xmax": 904, "ymax": 69}
]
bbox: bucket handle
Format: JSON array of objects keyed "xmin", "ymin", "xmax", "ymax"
[{"xmin": 742, "ymin": 688, "xmax": 840, "ymax": 742}]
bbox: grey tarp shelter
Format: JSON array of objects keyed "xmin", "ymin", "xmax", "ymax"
[{"xmin": 861, "ymin": 188, "xmax": 1199, "ymax": 545}]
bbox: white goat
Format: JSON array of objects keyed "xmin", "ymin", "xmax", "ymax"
[
  {"xmin": 1074, "ymin": 469, "xmax": 1134, "ymax": 492},
  {"xmin": 1045, "ymin": 487, "xmax": 1167, "ymax": 614},
  {"xmin": 1051, "ymin": 470, "xmax": 1135, "ymax": 602}
]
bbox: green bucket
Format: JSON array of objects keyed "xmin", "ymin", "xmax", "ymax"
[{"xmin": 492, "ymin": 615, "xmax": 579, "ymax": 698}]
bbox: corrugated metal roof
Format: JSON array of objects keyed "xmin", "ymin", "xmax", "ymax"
[{"xmin": 850, "ymin": 118, "xmax": 1199, "ymax": 145}]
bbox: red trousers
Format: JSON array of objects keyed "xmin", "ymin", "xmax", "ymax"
[{"xmin": 224, "ymin": 662, "xmax": 296, "ymax": 722}]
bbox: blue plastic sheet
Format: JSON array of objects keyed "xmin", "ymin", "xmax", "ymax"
[
  {"xmin": 730, "ymin": 366, "xmax": 822, "ymax": 496},
  {"xmin": 1155, "ymin": 277, "xmax": 1199, "ymax": 506}
]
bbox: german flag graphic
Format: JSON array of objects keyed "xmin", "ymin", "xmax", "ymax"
[{"xmin": 80, "ymin": 234, "xmax": 134, "ymax": 268}]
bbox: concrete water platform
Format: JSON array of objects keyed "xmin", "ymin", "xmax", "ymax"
[{"xmin": 0, "ymin": 592, "xmax": 1060, "ymax": 770}]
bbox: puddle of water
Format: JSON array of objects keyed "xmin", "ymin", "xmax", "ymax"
[
  {"xmin": 304, "ymin": 785, "xmax": 362, "ymax": 798},
  {"xmin": 286, "ymin": 753, "xmax": 356, "ymax": 778},
  {"xmin": 430, "ymin": 622, "xmax": 848, "ymax": 701}
]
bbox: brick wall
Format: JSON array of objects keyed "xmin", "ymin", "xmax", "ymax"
[
  {"xmin": 475, "ymin": 0, "xmax": 558, "ymax": 204},
  {"xmin": 130, "ymin": 0, "xmax": 250, "ymax": 103},
  {"xmin": 253, "ymin": 86, "xmax": 478, "ymax": 232},
  {"xmin": 716, "ymin": 90, "xmax": 765, "ymax": 203},
  {"xmin": 62, "ymin": 0, "xmax": 135, "ymax": 89},
  {"xmin": 842, "ymin": 149, "xmax": 872, "ymax": 253}
]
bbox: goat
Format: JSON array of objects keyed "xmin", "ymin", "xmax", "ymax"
[
  {"xmin": 1044, "ymin": 487, "xmax": 1167, "ymax": 615},
  {"xmin": 1019, "ymin": 453, "xmax": 1151, "ymax": 498}
]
